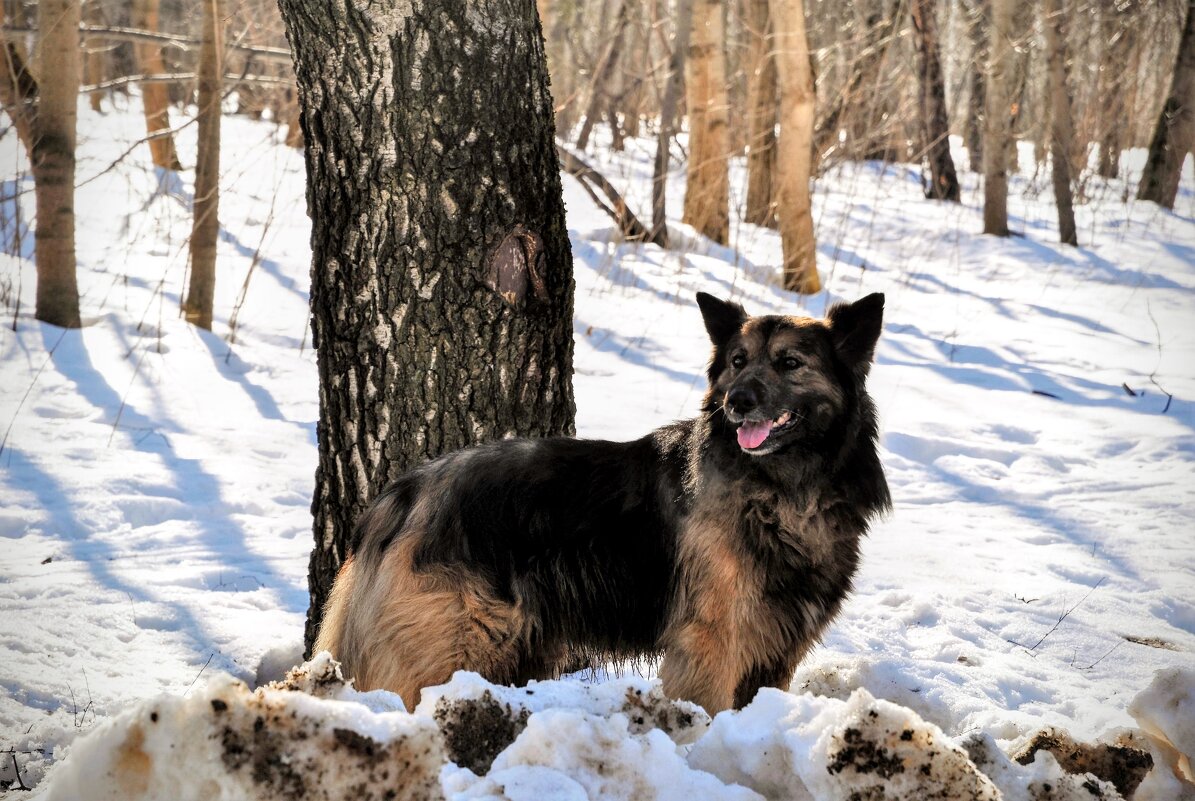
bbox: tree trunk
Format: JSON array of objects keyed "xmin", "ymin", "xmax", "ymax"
[
  {"xmin": 964, "ymin": 0, "xmax": 986, "ymax": 172},
  {"xmin": 33, "ymin": 0, "xmax": 82, "ymax": 328},
  {"xmin": 744, "ymin": 0, "xmax": 777, "ymax": 227},
  {"xmin": 183, "ymin": 0, "xmax": 221, "ymax": 330},
  {"xmin": 1044, "ymin": 0, "xmax": 1076, "ymax": 246},
  {"xmin": 277, "ymin": 0, "xmax": 576, "ymax": 655},
  {"xmin": 773, "ymin": 0, "xmax": 819, "ymax": 293},
  {"xmin": 683, "ymin": 0, "xmax": 731, "ymax": 245},
  {"xmin": 131, "ymin": 0, "xmax": 182, "ymax": 171},
  {"xmin": 575, "ymin": 0, "xmax": 629, "ymax": 151},
  {"xmin": 1137, "ymin": 0, "xmax": 1195, "ymax": 209},
  {"xmin": 982, "ymin": 0, "xmax": 1013, "ymax": 235},
  {"xmin": 1096, "ymin": 1, "xmax": 1135, "ymax": 179},
  {"xmin": 651, "ymin": 0, "xmax": 695, "ymax": 247},
  {"xmin": 910, "ymin": 0, "xmax": 959, "ymax": 201}
]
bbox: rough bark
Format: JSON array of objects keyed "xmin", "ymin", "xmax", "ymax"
[
  {"xmin": 575, "ymin": 0, "xmax": 629, "ymax": 151},
  {"xmin": 773, "ymin": 0, "xmax": 819, "ymax": 294},
  {"xmin": 33, "ymin": 0, "xmax": 82, "ymax": 328},
  {"xmin": 183, "ymin": 0, "xmax": 221, "ymax": 329},
  {"xmin": 277, "ymin": 0, "xmax": 576, "ymax": 655},
  {"xmin": 1137, "ymin": 0, "xmax": 1195, "ymax": 209},
  {"xmin": 744, "ymin": 0, "xmax": 777, "ymax": 227},
  {"xmin": 910, "ymin": 0, "xmax": 959, "ymax": 201},
  {"xmin": 1044, "ymin": 0, "xmax": 1076, "ymax": 246},
  {"xmin": 131, "ymin": 0, "xmax": 181, "ymax": 170},
  {"xmin": 651, "ymin": 0, "xmax": 694, "ymax": 246},
  {"xmin": 982, "ymin": 0, "xmax": 1013, "ymax": 235},
  {"xmin": 964, "ymin": 0, "xmax": 987, "ymax": 172},
  {"xmin": 683, "ymin": 0, "xmax": 731, "ymax": 245}
]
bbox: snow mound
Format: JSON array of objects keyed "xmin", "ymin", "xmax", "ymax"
[
  {"xmin": 37, "ymin": 657, "xmax": 1186, "ymax": 800},
  {"xmin": 41, "ymin": 654, "xmax": 444, "ymax": 801},
  {"xmin": 1128, "ymin": 667, "xmax": 1195, "ymax": 801}
]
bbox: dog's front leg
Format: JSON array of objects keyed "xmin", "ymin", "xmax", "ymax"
[{"xmin": 659, "ymin": 622, "xmax": 741, "ymax": 715}]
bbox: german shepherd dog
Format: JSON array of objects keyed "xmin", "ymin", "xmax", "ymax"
[{"xmin": 315, "ymin": 292, "xmax": 890, "ymax": 715}]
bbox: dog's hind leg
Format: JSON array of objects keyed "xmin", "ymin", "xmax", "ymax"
[{"xmin": 352, "ymin": 539, "xmax": 544, "ymax": 708}]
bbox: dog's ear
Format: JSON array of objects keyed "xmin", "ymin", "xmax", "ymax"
[
  {"xmin": 827, "ymin": 293, "xmax": 884, "ymax": 375},
  {"xmin": 696, "ymin": 292, "xmax": 748, "ymax": 347}
]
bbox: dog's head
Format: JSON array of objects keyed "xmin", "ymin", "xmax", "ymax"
[{"xmin": 697, "ymin": 292, "xmax": 884, "ymax": 456}]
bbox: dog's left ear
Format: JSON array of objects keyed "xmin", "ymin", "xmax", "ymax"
[
  {"xmin": 827, "ymin": 293, "xmax": 884, "ymax": 375},
  {"xmin": 696, "ymin": 292, "xmax": 748, "ymax": 347}
]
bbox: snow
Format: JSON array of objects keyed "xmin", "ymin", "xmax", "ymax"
[{"xmin": 2, "ymin": 95, "xmax": 1195, "ymax": 797}]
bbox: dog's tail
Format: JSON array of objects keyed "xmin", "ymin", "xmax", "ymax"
[{"xmin": 313, "ymin": 556, "xmax": 358, "ymax": 664}]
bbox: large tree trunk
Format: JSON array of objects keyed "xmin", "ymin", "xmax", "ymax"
[
  {"xmin": 964, "ymin": 0, "xmax": 987, "ymax": 172},
  {"xmin": 744, "ymin": 0, "xmax": 778, "ymax": 227},
  {"xmin": 33, "ymin": 0, "xmax": 82, "ymax": 328},
  {"xmin": 131, "ymin": 0, "xmax": 182, "ymax": 171},
  {"xmin": 773, "ymin": 0, "xmax": 819, "ymax": 294},
  {"xmin": 1044, "ymin": 0, "xmax": 1076, "ymax": 246},
  {"xmin": 1137, "ymin": 0, "xmax": 1195, "ymax": 209},
  {"xmin": 910, "ymin": 0, "xmax": 959, "ymax": 201},
  {"xmin": 982, "ymin": 0, "xmax": 1013, "ymax": 236},
  {"xmin": 183, "ymin": 0, "xmax": 222, "ymax": 330},
  {"xmin": 277, "ymin": 0, "xmax": 576, "ymax": 655},
  {"xmin": 683, "ymin": 0, "xmax": 731, "ymax": 245},
  {"xmin": 651, "ymin": 0, "xmax": 695, "ymax": 246}
]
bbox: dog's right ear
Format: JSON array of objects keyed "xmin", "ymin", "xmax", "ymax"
[{"xmin": 696, "ymin": 292, "xmax": 748, "ymax": 347}]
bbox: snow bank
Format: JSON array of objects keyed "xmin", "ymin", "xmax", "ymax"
[
  {"xmin": 39, "ymin": 656, "xmax": 1186, "ymax": 800},
  {"xmin": 1128, "ymin": 667, "xmax": 1195, "ymax": 801},
  {"xmin": 40, "ymin": 655, "xmax": 444, "ymax": 801}
]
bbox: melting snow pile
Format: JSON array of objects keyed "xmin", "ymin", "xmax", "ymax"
[{"xmin": 31, "ymin": 655, "xmax": 1195, "ymax": 800}]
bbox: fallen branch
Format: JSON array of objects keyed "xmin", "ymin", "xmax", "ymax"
[
  {"xmin": 1, "ymin": 24, "xmax": 292, "ymax": 63},
  {"xmin": 556, "ymin": 143, "xmax": 663, "ymax": 247}
]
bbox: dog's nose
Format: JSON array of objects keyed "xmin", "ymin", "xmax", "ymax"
[{"xmin": 727, "ymin": 387, "xmax": 758, "ymax": 415}]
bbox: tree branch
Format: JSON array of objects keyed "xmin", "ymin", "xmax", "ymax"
[{"xmin": 556, "ymin": 143, "xmax": 663, "ymax": 247}]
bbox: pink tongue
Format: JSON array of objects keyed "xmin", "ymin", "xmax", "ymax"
[{"xmin": 737, "ymin": 420, "xmax": 773, "ymax": 449}]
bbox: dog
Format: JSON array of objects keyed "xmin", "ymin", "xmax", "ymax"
[{"xmin": 314, "ymin": 291, "xmax": 890, "ymax": 714}]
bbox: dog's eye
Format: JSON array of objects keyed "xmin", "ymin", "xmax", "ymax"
[
  {"xmin": 731, "ymin": 354, "xmax": 747, "ymax": 369},
  {"xmin": 780, "ymin": 356, "xmax": 803, "ymax": 370}
]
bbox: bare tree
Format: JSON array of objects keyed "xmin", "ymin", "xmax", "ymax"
[
  {"xmin": 982, "ymin": 0, "xmax": 1013, "ymax": 235},
  {"xmin": 744, "ymin": 0, "xmax": 777, "ymax": 226},
  {"xmin": 1095, "ymin": 0, "xmax": 1135, "ymax": 179},
  {"xmin": 651, "ymin": 0, "xmax": 694, "ymax": 246},
  {"xmin": 575, "ymin": 0, "xmax": 630, "ymax": 151},
  {"xmin": 1044, "ymin": 0, "xmax": 1076, "ymax": 246},
  {"xmin": 1138, "ymin": 0, "xmax": 1195, "ymax": 209},
  {"xmin": 963, "ymin": 0, "xmax": 987, "ymax": 172},
  {"xmin": 131, "ymin": 0, "xmax": 182, "ymax": 170},
  {"xmin": 774, "ymin": 0, "xmax": 819, "ymax": 293},
  {"xmin": 910, "ymin": 0, "xmax": 959, "ymax": 201},
  {"xmin": 28, "ymin": 0, "xmax": 83, "ymax": 327},
  {"xmin": 277, "ymin": 0, "xmax": 576, "ymax": 653},
  {"xmin": 84, "ymin": 0, "xmax": 105, "ymax": 112},
  {"xmin": 182, "ymin": 0, "xmax": 222, "ymax": 329},
  {"xmin": 683, "ymin": 0, "xmax": 731, "ymax": 245}
]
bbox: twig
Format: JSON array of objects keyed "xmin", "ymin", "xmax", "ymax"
[
  {"xmin": 9, "ymin": 752, "xmax": 28, "ymax": 791},
  {"xmin": 1011, "ymin": 577, "xmax": 1106, "ymax": 652},
  {"xmin": 1145, "ymin": 302, "xmax": 1174, "ymax": 413},
  {"xmin": 185, "ymin": 654, "xmax": 215, "ymax": 696},
  {"xmin": 1081, "ymin": 639, "xmax": 1125, "ymax": 670}
]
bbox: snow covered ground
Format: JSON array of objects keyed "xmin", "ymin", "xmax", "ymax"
[{"xmin": 1, "ymin": 96, "xmax": 1193, "ymax": 797}]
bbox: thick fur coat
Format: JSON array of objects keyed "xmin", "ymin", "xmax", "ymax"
[{"xmin": 314, "ymin": 292, "xmax": 891, "ymax": 714}]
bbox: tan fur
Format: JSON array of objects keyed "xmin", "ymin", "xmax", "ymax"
[
  {"xmin": 661, "ymin": 491, "xmax": 768, "ymax": 714},
  {"xmin": 321, "ymin": 535, "xmax": 541, "ymax": 708}
]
